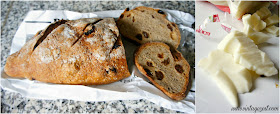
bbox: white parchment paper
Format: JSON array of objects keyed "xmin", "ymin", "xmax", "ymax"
[{"xmin": 1, "ymin": 10, "xmax": 195, "ymax": 113}]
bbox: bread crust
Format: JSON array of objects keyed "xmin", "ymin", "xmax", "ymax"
[
  {"xmin": 117, "ymin": 6, "xmax": 181, "ymax": 49},
  {"xmin": 4, "ymin": 18, "xmax": 131, "ymax": 85},
  {"xmin": 134, "ymin": 42, "xmax": 190, "ymax": 100}
]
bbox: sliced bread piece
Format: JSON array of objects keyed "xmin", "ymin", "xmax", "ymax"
[
  {"xmin": 134, "ymin": 42, "xmax": 190, "ymax": 100},
  {"xmin": 117, "ymin": 6, "xmax": 181, "ymax": 48}
]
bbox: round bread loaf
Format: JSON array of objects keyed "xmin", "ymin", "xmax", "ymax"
[
  {"xmin": 117, "ymin": 6, "xmax": 181, "ymax": 48},
  {"xmin": 4, "ymin": 18, "xmax": 131, "ymax": 85}
]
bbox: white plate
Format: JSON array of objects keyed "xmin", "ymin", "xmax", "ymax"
[{"xmin": 195, "ymin": 1, "xmax": 279, "ymax": 113}]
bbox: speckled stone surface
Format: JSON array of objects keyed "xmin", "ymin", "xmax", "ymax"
[{"xmin": 1, "ymin": 1, "xmax": 195, "ymax": 113}]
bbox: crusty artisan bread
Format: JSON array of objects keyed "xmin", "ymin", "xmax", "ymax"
[
  {"xmin": 117, "ymin": 6, "xmax": 181, "ymax": 48},
  {"xmin": 134, "ymin": 42, "xmax": 190, "ymax": 100},
  {"xmin": 4, "ymin": 18, "xmax": 131, "ymax": 85}
]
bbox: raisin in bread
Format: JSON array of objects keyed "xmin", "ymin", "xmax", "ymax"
[
  {"xmin": 4, "ymin": 18, "xmax": 131, "ymax": 85},
  {"xmin": 117, "ymin": 6, "xmax": 181, "ymax": 48},
  {"xmin": 134, "ymin": 42, "xmax": 190, "ymax": 100}
]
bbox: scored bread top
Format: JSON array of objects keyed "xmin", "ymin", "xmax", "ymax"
[
  {"xmin": 4, "ymin": 18, "xmax": 130, "ymax": 85},
  {"xmin": 117, "ymin": 6, "xmax": 181, "ymax": 48},
  {"xmin": 134, "ymin": 42, "xmax": 190, "ymax": 100}
]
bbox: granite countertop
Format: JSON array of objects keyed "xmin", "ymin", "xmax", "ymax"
[{"xmin": 1, "ymin": 1, "xmax": 195, "ymax": 113}]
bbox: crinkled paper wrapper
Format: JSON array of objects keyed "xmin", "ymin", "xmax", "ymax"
[{"xmin": 1, "ymin": 9, "xmax": 195, "ymax": 112}]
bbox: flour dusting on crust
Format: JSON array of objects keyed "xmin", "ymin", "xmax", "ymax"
[
  {"xmin": 63, "ymin": 25, "xmax": 75, "ymax": 39},
  {"xmin": 110, "ymin": 47, "xmax": 125, "ymax": 59},
  {"xmin": 37, "ymin": 47, "xmax": 53, "ymax": 63}
]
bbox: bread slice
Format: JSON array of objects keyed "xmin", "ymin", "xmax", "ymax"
[
  {"xmin": 4, "ymin": 18, "xmax": 131, "ymax": 85},
  {"xmin": 117, "ymin": 6, "xmax": 181, "ymax": 48},
  {"xmin": 134, "ymin": 42, "xmax": 190, "ymax": 100}
]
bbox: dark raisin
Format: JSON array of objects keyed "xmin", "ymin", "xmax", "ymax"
[
  {"xmin": 144, "ymin": 69, "xmax": 153, "ymax": 77},
  {"xmin": 135, "ymin": 34, "xmax": 142, "ymax": 40},
  {"xmin": 132, "ymin": 17, "xmax": 135, "ymax": 22},
  {"xmin": 142, "ymin": 31, "xmax": 149, "ymax": 38},
  {"xmin": 120, "ymin": 14, "xmax": 124, "ymax": 19},
  {"xmin": 161, "ymin": 58, "xmax": 170, "ymax": 65},
  {"xmin": 172, "ymin": 23, "xmax": 176, "ymax": 27},
  {"xmin": 158, "ymin": 53, "xmax": 164, "ymax": 58},
  {"xmin": 105, "ymin": 70, "xmax": 109, "ymax": 74},
  {"xmin": 113, "ymin": 44, "xmax": 121, "ymax": 50},
  {"xmin": 125, "ymin": 8, "xmax": 129, "ymax": 11},
  {"xmin": 74, "ymin": 62, "xmax": 80, "ymax": 70},
  {"xmin": 146, "ymin": 62, "xmax": 153, "ymax": 67},
  {"xmin": 127, "ymin": 14, "xmax": 131, "ymax": 17},
  {"xmin": 84, "ymin": 29, "xmax": 94, "ymax": 35},
  {"xmin": 260, "ymin": 75, "xmax": 265, "ymax": 77},
  {"xmin": 141, "ymin": 10, "xmax": 145, "ymax": 12},
  {"xmin": 158, "ymin": 10, "xmax": 164, "ymax": 14},
  {"xmin": 155, "ymin": 71, "xmax": 164, "ymax": 80},
  {"xmin": 84, "ymin": 32, "xmax": 89, "ymax": 36},
  {"xmin": 152, "ymin": 15, "xmax": 155, "ymax": 18},
  {"xmin": 175, "ymin": 64, "xmax": 184, "ymax": 73},
  {"xmin": 84, "ymin": 25, "xmax": 95, "ymax": 35},
  {"xmin": 110, "ymin": 67, "xmax": 117, "ymax": 73},
  {"xmin": 31, "ymin": 78, "xmax": 35, "ymax": 80},
  {"xmin": 172, "ymin": 52, "xmax": 181, "ymax": 61},
  {"xmin": 92, "ymin": 25, "xmax": 95, "ymax": 31},
  {"xmin": 167, "ymin": 24, "xmax": 173, "ymax": 31}
]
